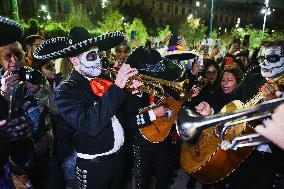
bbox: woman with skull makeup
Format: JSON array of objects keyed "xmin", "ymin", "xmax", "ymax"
[{"xmin": 193, "ymin": 40, "xmax": 284, "ymax": 189}]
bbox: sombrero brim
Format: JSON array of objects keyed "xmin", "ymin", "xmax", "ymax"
[
  {"xmin": 33, "ymin": 32, "xmax": 125, "ymax": 60},
  {"xmin": 164, "ymin": 51, "xmax": 197, "ymax": 61},
  {"xmin": 0, "ymin": 16, "xmax": 24, "ymax": 47},
  {"xmin": 137, "ymin": 58, "xmax": 185, "ymax": 81}
]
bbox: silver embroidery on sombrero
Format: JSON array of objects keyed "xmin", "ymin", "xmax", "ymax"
[
  {"xmin": 33, "ymin": 31, "xmax": 125, "ymax": 60},
  {"xmin": 0, "ymin": 16, "xmax": 24, "ymax": 34},
  {"xmin": 139, "ymin": 61, "xmax": 166, "ymax": 73}
]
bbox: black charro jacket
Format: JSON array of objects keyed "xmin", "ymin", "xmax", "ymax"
[{"xmin": 54, "ymin": 70, "xmax": 127, "ymax": 155}]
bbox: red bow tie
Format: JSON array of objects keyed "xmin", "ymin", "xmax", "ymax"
[{"xmin": 90, "ymin": 78, "xmax": 113, "ymax": 97}]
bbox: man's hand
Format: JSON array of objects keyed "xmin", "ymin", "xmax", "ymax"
[
  {"xmin": 255, "ymin": 104, "xmax": 284, "ymax": 150},
  {"xmin": 153, "ymin": 105, "xmax": 167, "ymax": 118},
  {"xmin": 191, "ymin": 85, "xmax": 202, "ymax": 98},
  {"xmin": 262, "ymin": 82, "xmax": 279, "ymax": 101},
  {"xmin": 191, "ymin": 63, "xmax": 204, "ymax": 76},
  {"xmin": 0, "ymin": 69, "xmax": 19, "ymax": 97},
  {"xmin": 115, "ymin": 64, "xmax": 138, "ymax": 89},
  {"xmin": 195, "ymin": 101, "xmax": 212, "ymax": 116},
  {"xmin": 0, "ymin": 115, "xmax": 32, "ymax": 143},
  {"xmin": 228, "ymin": 43, "xmax": 240, "ymax": 55}
]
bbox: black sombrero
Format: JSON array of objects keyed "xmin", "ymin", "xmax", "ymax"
[
  {"xmin": 164, "ymin": 34, "xmax": 197, "ymax": 61},
  {"xmin": 126, "ymin": 46, "xmax": 185, "ymax": 81},
  {"xmin": 33, "ymin": 26, "xmax": 125, "ymax": 60},
  {"xmin": 0, "ymin": 16, "xmax": 24, "ymax": 47}
]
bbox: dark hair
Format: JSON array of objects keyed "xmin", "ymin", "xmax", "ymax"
[
  {"xmin": 264, "ymin": 40, "xmax": 284, "ymax": 52},
  {"xmin": 25, "ymin": 35, "xmax": 44, "ymax": 46},
  {"xmin": 220, "ymin": 66, "xmax": 243, "ymax": 83},
  {"xmin": 203, "ymin": 59, "xmax": 221, "ymax": 80},
  {"xmin": 115, "ymin": 41, "xmax": 131, "ymax": 53}
]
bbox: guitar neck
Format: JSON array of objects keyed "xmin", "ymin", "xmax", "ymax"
[{"xmin": 243, "ymin": 92, "xmax": 263, "ymax": 108}]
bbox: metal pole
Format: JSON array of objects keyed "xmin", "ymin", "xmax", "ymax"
[
  {"xmin": 262, "ymin": 0, "xmax": 269, "ymax": 38},
  {"xmin": 11, "ymin": 0, "xmax": 19, "ymax": 21},
  {"xmin": 209, "ymin": 0, "xmax": 214, "ymax": 37},
  {"xmin": 262, "ymin": 12, "xmax": 267, "ymax": 37}
]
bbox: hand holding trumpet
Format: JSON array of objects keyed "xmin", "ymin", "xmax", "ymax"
[
  {"xmin": 255, "ymin": 104, "xmax": 284, "ymax": 150},
  {"xmin": 261, "ymin": 82, "xmax": 280, "ymax": 101},
  {"xmin": 114, "ymin": 64, "xmax": 143, "ymax": 94}
]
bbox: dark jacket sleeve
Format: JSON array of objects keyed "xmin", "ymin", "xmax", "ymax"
[
  {"xmin": 127, "ymin": 111, "xmax": 153, "ymax": 130},
  {"xmin": 123, "ymin": 93, "xmax": 154, "ymax": 130},
  {"xmin": 54, "ymin": 83, "xmax": 126, "ymax": 136}
]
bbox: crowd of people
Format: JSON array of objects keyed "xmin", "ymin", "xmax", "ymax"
[{"xmin": 1, "ymin": 15, "xmax": 284, "ymax": 189}]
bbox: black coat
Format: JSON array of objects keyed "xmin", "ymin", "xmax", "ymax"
[
  {"xmin": 123, "ymin": 92, "xmax": 158, "ymax": 143},
  {"xmin": 54, "ymin": 70, "xmax": 127, "ymax": 155},
  {"xmin": 232, "ymin": 72, "xmax": 265, "ymax": 103}
]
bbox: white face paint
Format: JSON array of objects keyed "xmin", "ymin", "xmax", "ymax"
[
  {"xmin": 77, "ymin": 48, "xmax": 101, "ymax": 77},
  {"xmin": 260, "ymin": 46, "xmax": 284, "ymax": 78}
]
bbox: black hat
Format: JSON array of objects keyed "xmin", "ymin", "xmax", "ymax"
[
  {"xmin": 164, "ymin": 34, "xmax": 197, "ymax": 61},
  {"xmin": 0, "ymin": 16, "xmax": 24, "ymax": 47},
  {"xmin": 126, "ymin": 46, "xmax": 185, "ymax": 81},
  {"xmin": 33, "ymin": 26, "xmax": 125, "ymax": 60}
]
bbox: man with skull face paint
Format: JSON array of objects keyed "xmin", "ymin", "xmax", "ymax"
[
  {"xmin": 33, "ymin": 26, "xmax": 142, "ymax": 189},
  {"xmin": 195, "ymin": 40, "xmax": 284, "ymax": 189}
]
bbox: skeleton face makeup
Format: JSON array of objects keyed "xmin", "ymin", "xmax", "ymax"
[
  {"xmin": 260, "ymin": 46, "xmax": 284, "ymax": 78},
  {"xmin": 77, "ymin": 48, "xmax": 102, "ymax": 77}
]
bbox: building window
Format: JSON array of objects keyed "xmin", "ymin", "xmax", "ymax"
[
  {"xmin": 160, "ymin": 19, "xmax": 163, "ymax": 26},
  {"xmin": 182, "ymin": 7, "xmax": 185, "ymax": 15},
  {"xmin": 159, "ymin": 2, "xmax": 163, "ymax": 11},
  {"xmin": 220, "ymin": 15, "xmax": 223, "ymax": 22},
  {"xmin": 167, "ymin": 4, "xmax": 170, "ymax": 12},
  {"xmin": 175, "ymin": 6, "xmax": 179, "ymax": 14}
]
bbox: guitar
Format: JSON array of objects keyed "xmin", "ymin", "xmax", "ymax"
[
  {"xmin": 180, "ymin": 92, "xmax": 263, "ymax": 183},
  {"xmin": 139, "ymin": 76, "xmax": 207, "ymax": 143}
]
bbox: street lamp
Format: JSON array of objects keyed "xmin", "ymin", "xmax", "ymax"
[
  {"xmin": 38, "ymin": 5, "xmax": 51, "ymax": 22},
  {"xmin": 261, "ymin": 0, "xmax": 272, "ymax": 37},
  {"xmin": 102, "ymin": 0, "xmax": 108, "ymax": 8},
  {"xmin": 187, "ymin": 14, "xmax": 193, "ymax": 21},
  {"xmin": 196, "ymin": 1, "xmax": 200, "ymax": 7},
  {"xmin": 235, "ymin": 17, "xmax": 241, "ymax": 28},
  {"xmin": 41, "ymin": 5, "xmax": 47, "ymax": 12}
]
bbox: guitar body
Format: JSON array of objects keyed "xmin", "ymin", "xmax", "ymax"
[
  {"xmin": 139, "ymin": 97, "xmax": 182, "ymax": 143},
  {"xmin": 180, "ymin": 100, "xmax": 255, "ymax": 183}
]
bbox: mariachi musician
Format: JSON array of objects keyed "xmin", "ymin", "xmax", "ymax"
[
  {"xmin": 196, "ymin": 40, "xmax": 284, "ymax": 189},
  {"xmin": 33, "ymin": 26, "xmax": 143, "ymax": 189},
  {"xmin": 123, "ymin": 46, "xmax": 188, "ymax": 189}
]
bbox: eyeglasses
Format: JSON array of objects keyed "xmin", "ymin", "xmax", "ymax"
[
  {"xmin": 3, "ymin": 49, "xmax": 23, "ymax": 61},
  {"xmin": 259, "ymin": 55, "xmax": 284, "ymax": 63}
]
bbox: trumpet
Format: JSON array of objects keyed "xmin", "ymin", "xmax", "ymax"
[
  {"xmin": 177, "ymin": 97, "xmax": 284, "ymax": 148},
  {"xmin": 101, "ymin": 68, "xmax": 190, "ymax": 97}
]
